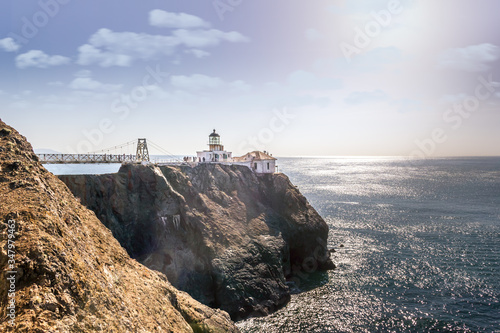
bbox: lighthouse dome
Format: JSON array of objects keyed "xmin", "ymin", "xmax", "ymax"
[{"xmin": 209, "ymin": 129, "xmax": 220, "ymax": 137}]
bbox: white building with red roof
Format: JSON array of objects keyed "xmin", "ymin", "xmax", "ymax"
[{"xmin": 232, "ymin": 151, "xmax": 277, "ymax": 174}]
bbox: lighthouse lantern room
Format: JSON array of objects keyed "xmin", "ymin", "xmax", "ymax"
[{"xmin": 209, "ymin": 129, "xmax": 224, "ymax": 151}]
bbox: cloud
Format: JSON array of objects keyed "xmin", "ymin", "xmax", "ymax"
[
  {"xmin": 74, "ymin": 69, "xmax": 92, "ymax": 77},
  {"xmin": 15, "ymin": 50, "xmax": 71, "ymax": 69},
  {"xmin": 184, "ymin": 49, "xmax": 210, "ymax": 58},
  {"xmin": 305, "ymin": 28, "xmax": 323, "ymax": 41},
  {"xmin": 77, "ymin": 28, "xmax": 248, "ymax": 67},
  {"xmin": 0, "ymin": 37, "xmax": 21, "ymax": 52},
  {"xmin": 344, "ymin": 90, "xmax": 388, "ymax": 104},
  {"xmin": 438, "ymin": 43, "xmax": 500, "ymax": 72},
  {"xmin": 149, "ymin": 10, "xmax": 209, "ymax": 29},
  {"xmin": 69, "ymin": 77, "xmax": 122, "ymax": 92},
  {"xmin": 77, "ymin": 44, "xmax": 132, "ymax": 67},
  {"xmin": 170, "ymin": 74, "xmax": 251, "ymax": 92},
  {"xmin": 170, "ymin": 74, "xmax": 223, "ymax": 90},
  {"xmin": 172, "ymin": 29, "xmax": 249, "ymax": 48}
]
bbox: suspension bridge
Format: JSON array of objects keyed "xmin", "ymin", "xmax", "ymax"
[{"xmin": 37, "ymin": 139, "xmax": 185, "ymax": 164}]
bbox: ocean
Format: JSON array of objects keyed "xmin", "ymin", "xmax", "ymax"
[
  {"xmin": 46, "ymin": 157, "xmax": 500, "ymax": 332},
  {"xmin": 237, "ymin": 157, "xmax": 500, "ymax": 333}
]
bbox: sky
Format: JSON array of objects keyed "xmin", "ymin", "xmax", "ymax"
[{"xmin": 1, "ymin": 0, "xmax": 500, "ymax": 157}]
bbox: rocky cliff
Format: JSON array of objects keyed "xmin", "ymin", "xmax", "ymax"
[
  {"xmin": 0, "ymin": 120, "xmax": 239, "ymax": 332},
  {"xmin": 60, "ymin": 159, "xmax": 335, "ymax": 320}
]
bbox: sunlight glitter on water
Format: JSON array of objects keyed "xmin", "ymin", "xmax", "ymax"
[{"xmin": 237, "ymin": 157, "xmax": 500, "ymax": 332}]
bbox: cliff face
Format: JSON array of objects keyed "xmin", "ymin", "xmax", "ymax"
[
  {"xmin": 0, "ymin": 120, "xmax": 238, "ymax": 332},
  {"xmin": 59, "ymin": 161, "xmax": 335, "ymax": 319}
]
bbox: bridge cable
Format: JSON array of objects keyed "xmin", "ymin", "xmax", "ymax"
[
  {"xmin": 147, "ymin": 140, "xmax": 183, "ymax": 162},
  {"xmin": 89, "ymin": 140, "xmax": 137, "ymax": 154}
]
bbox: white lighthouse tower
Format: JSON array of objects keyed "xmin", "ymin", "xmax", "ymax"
[{"xmin": 196, "ymin": 129, "xmax": 233, "ymax": 163}]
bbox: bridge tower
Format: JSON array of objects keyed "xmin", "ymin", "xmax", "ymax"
[{"xmin": 136, "ymin": 138, "xmax": 150, "ymax": 162}]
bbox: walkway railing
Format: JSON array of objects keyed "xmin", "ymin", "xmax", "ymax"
[{"xmin": 37, "ymin": 153, "xmax": 137, "ymax": 164}]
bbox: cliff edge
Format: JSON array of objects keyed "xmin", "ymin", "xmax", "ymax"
[
  {"xmin": 60, "ymin": 159, "xmax": 335, "ymax": 319},
  {"xmin": 0, "ymin": 120, "xmax": 239, "ymax": 332}
]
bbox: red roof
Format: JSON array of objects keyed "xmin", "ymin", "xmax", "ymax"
[{"xmin": 233, "ymin": 151, "xmax": 277, "ymax": 162}]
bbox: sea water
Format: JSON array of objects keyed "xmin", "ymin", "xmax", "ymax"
[
  {"xmin": 47, "ymin": 157, "xmax": 500, "ymax": 332},
  {"xmin": 237, "ymin": 157, "xmax": 500, "ymax": 332}
]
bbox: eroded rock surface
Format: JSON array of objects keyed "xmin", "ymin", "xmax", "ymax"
[
  {"xmin": 0, "ymin": 120, "xmax": 238, "ymax": 332},
  {"xmin": 60, "ymin": 160, "xmax": 335, "ymax": 320}
]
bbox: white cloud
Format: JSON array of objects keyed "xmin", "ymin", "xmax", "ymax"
[
  {"xmin": 149, "ymin": 10, "xmax": 209, "ymax": 29},
  {"xmin": 185, "ymin": 49, "xmax": 210, "ymax": 58},
  {"xmin": 170, "ymin": 74, "xmax": 223, "ymax": 90},
  {"xmin": 15, "ymin": 50, "xmax": 70, "ymax": 69},
  {"xmin": 77, "ymin": 28, "xmax": 248, "ymax": 67},
  {"xmin": 69, "ymin": 77, "xmax": 122, "ymax": 92},
  {"xmin": 74, "ymin": 69, "xmax": 92, "ymax": 77},
  {"xmin": 0, "ymin": 37, "xmax": 21, "ymax": 52},
  {"xmin": 438, "ymin": 43, "xmax": 500, "ymax": 72},
  {"xmin": 173, "ymin": 29, "xmax": 249, "ymax": 48},
  {"xmin": 170, "ymin": 74, "xmax": 251, "ymax": 92},
  {"xmin": 77, "ymin": 44, "xmax": 133, "ymax": 67}
]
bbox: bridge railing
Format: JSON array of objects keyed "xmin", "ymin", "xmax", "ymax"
[{"xmin": 37, "ymin": 153, "xmax": 137, "ymax": 164}]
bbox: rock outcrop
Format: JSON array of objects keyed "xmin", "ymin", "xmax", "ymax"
[
  {"xmin": 60, "ymin": 159, "xmax": 335, "ymax": 319},
  {"xmin": 0, "ymin": 120, "xmax": 239, "ymax": 332}
]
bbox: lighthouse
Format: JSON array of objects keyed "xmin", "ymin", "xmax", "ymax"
[{"xmin": 196, "ymin": 129, "xmax": 233, "ymax": 162}]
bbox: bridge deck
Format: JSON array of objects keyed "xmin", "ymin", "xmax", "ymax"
[{"xmin": 37, "ymin": 153, "xmax": 137, "ymax": 164}]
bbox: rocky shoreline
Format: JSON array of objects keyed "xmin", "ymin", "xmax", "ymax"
[{"xmin": 60, "ymin": 162, "xmax": 335, "ymax": 320}]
